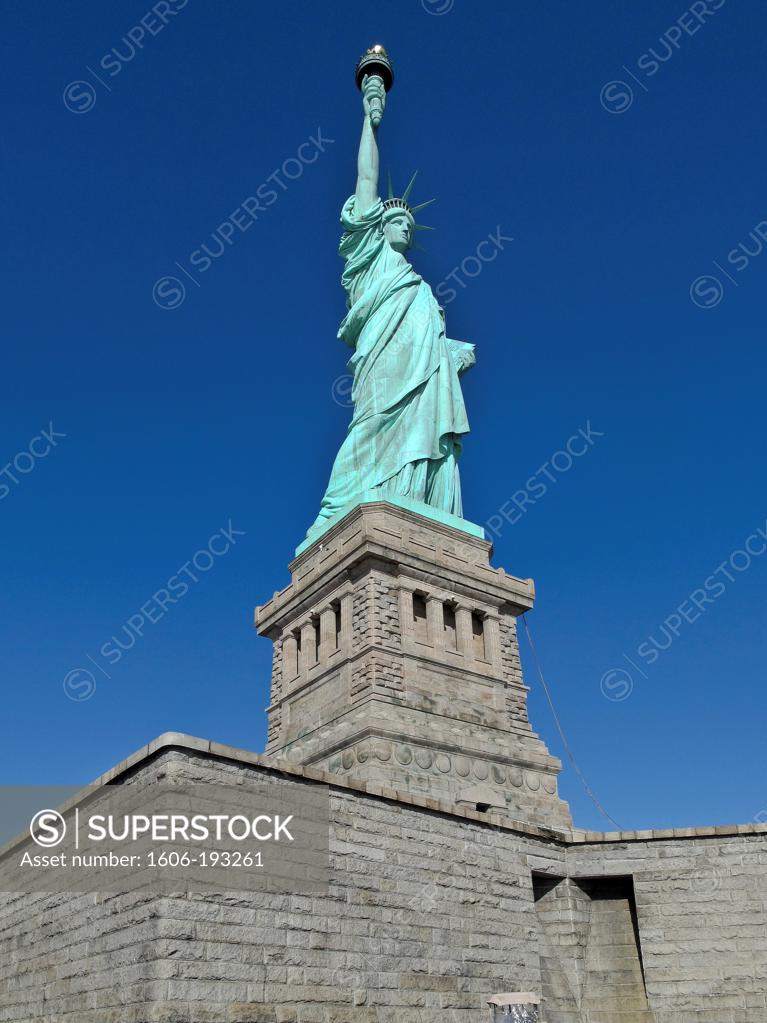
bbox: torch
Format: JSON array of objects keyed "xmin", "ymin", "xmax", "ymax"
[{"xmin": 355, "ymin": 44, "xmax": 394, "ymax": 128}]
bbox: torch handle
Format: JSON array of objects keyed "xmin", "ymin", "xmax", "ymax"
[{"xmin": 363, "ymin": 73, "xmax": 384, "ymax": 128}]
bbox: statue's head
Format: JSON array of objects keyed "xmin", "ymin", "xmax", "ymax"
[
  {"xmin": 382, "ymin": 174, "xmax": 435, "ymax": 255},
  {"xmin": 382, "ymin": 208, "xmax": 414, "ymax": 253}
]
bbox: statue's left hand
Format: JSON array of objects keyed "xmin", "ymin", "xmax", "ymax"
[
  {"xmin": 447, "ymin": 338, "xmax": 476, "ymax": 376},
  {"xmin": 457, "ymin": 351, "xmax": 475, "ymax": 374}
]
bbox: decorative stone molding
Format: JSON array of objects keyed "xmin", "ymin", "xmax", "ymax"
[{"xmin": 326, "ymin": 737, "xmax": 561, "ymax": 796}]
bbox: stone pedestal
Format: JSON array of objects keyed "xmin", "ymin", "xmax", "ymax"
[{"xmin": 256, "ymin": 501, "xmax": 571, "ymax": 830}]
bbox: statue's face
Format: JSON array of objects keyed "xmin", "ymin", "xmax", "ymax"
[{"xmin": 383, "ymin": 213, "xmax": 413, "ymax": 253}]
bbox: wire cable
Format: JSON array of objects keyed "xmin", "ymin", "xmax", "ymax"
[{"xmin": 520, "ymin": 613, "xmax": 623, "ymax": 831}]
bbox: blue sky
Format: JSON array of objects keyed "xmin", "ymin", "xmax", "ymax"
[{"xmin": 2, "ymin": 0, "xmax": 765, "ymax": 831}]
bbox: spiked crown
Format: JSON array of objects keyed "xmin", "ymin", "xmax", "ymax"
[{"xmin": 382, "ymin": 171, "xmax": 435, "ymax": 242}]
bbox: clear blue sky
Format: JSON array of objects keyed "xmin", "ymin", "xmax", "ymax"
[{"xmin": 3, "ymin": 0, "xmax": 765, "ymax": 832}]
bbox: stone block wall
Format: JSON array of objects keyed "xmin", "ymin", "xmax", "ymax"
[
  {"xmin": 0, "ymin": 889, "xmax": 160, "ymax": 1022},
  {"xmin": 0, "ymin": 739, "xmax": 562, "ymax": 1022},
  {"xmin": 137, "ymin": 746, "xmax": 554, "ymax": 1023},
  {"xmin": 565, "ymin": 833, "xmax": 767, "ymax": 1023},
  {"xmin": 2, "ymin": 735, "xmax": 766, "ymax": 1023}
]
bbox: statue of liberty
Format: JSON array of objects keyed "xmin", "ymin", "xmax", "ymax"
[{"xmin": 307, "ymin": 46, "xmax": 476, "ymax": 542}]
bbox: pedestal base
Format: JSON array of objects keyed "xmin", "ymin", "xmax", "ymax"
[{"xmin": 257, "ymin": 501, "xmax": 571, "ymax": 831}]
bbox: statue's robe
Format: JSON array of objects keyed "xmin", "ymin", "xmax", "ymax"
[{"xmin": 308, "ymin": 195, "xmax": 474, "ymax": 536}]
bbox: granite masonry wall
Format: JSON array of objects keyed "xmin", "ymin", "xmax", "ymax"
[
  {"xmin": 562, "ymin": 834, "xmax": 767, "ymax": 1022},
  {"xmin": 1, "ymin": 736, "xmax": 766, "ymax": 1023},
  {"xmin": 0, "ymin": 888, "xmax": 160, "ymax": 1022}
]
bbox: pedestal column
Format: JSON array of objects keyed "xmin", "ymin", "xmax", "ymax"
[
  {"xmin": 299, "ymin": 620, "xmax": 316, "ymax": 675},
  {"xmin": 319, "ymin": 607, "xmax": 336, "ymax": 665},
  {"xmin": 426, "ymin": 595, "xmax": 444, "ymax": 653},
  {"xmin": 456, "ymin": 605, "xmax": 474, "ymax": 663}
]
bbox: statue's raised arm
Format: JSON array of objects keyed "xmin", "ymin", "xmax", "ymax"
[{"xmin": 355, "ymin": 75, "xmax": 384, "ymax": 212}]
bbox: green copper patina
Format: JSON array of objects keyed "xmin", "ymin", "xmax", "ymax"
[{"xmin": 303, "ymin": 47, "xmax": 480, "ymax": 552}]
